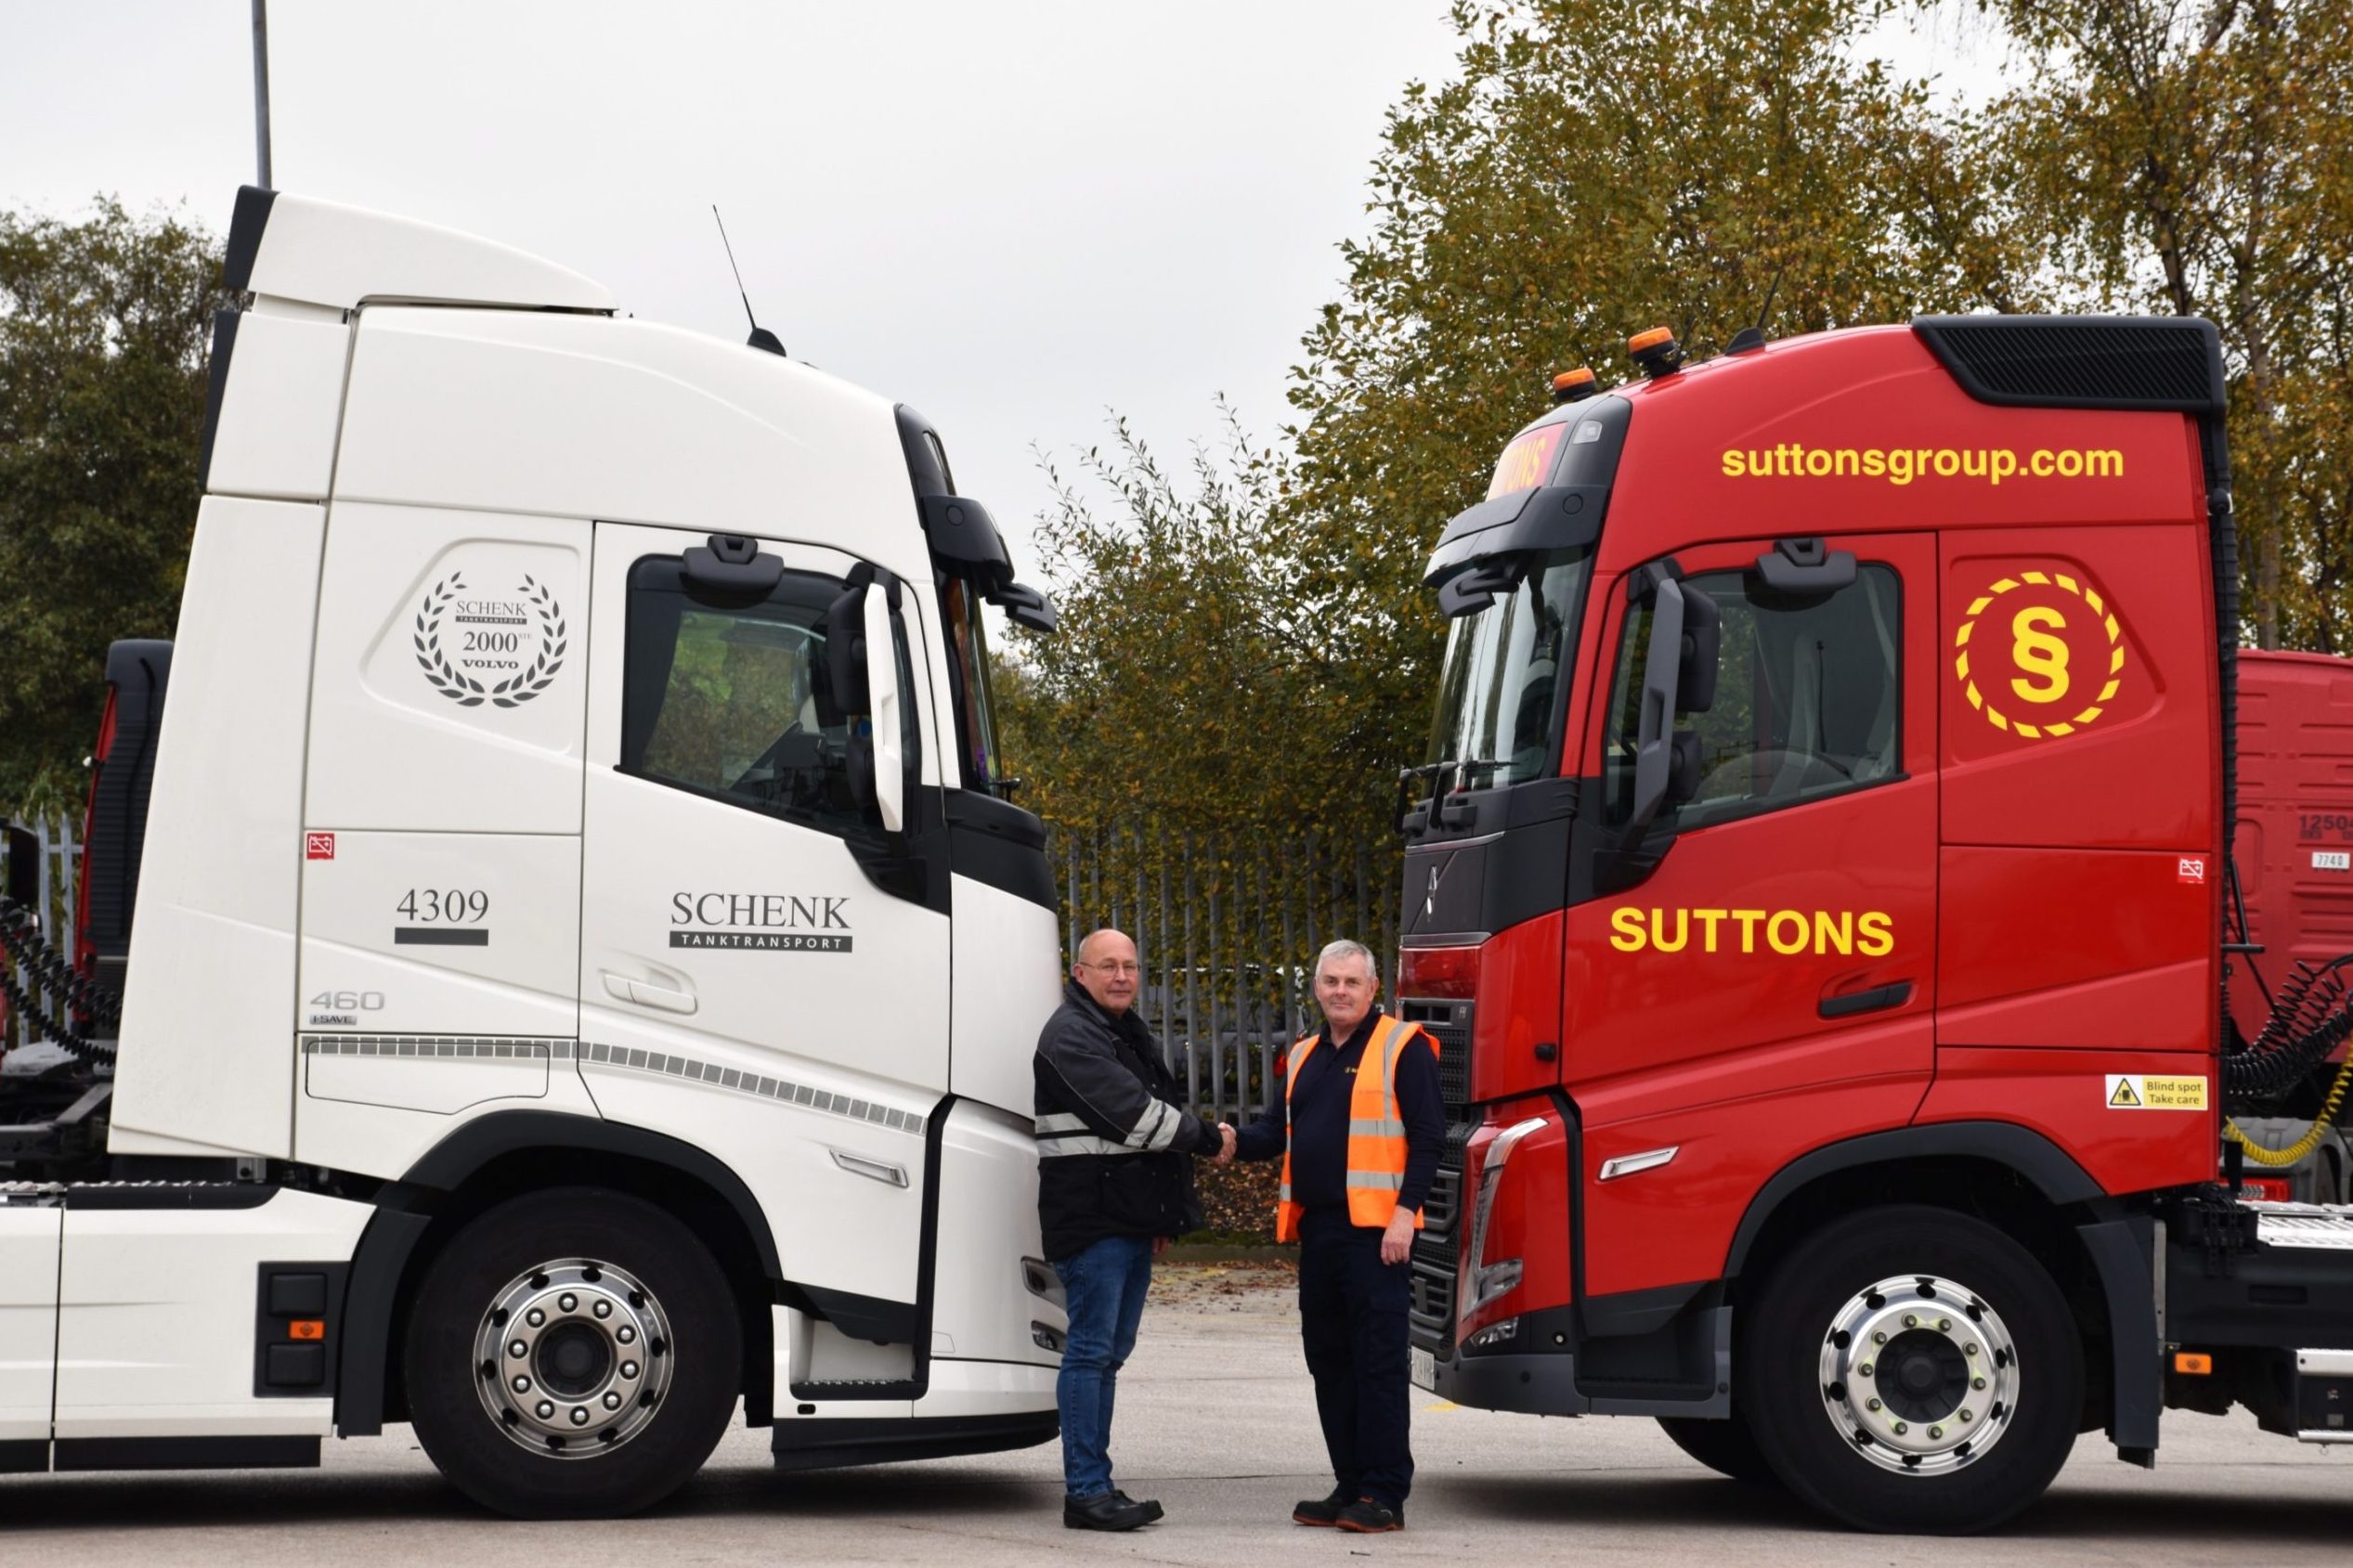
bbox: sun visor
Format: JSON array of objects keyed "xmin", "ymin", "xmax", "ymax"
[{"xmin": 1424, "ymin": 395, "xmax": 1632, "ymax": 585}]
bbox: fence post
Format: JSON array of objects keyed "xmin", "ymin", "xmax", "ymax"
[{"xmin": 1182, "ymin": 833, "xmax": 1201, "ymax": 1110}]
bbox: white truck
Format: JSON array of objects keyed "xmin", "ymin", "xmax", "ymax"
[{"xmin": 0, "ymin": 187, "xmax": 1070, "ymax": 1518}]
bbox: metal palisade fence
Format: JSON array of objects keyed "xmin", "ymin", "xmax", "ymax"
[
  {"xmin": 1048, "ymin": 823, "xmax": 1403, "ymax": 1123},
  {"xmin": 1, "ymin": 816, "xmax": 83, "ymax": 1055}
]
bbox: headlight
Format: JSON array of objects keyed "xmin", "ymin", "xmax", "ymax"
[{"xmin": 1464, "ymin": 1317, "xmax": 1519, "ymax": 1352}]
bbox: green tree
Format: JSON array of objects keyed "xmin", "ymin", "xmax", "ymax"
[
  {"xmin": 1984, "ymin": 0, "xmax": 2353, "ymax": 649},
  {"xmin": 998, "ymin": 408, "xmax": 1389, "ymax": 841},
  {"xmin": 1284, "ymin": 0, "xmax": 2031, "ymax": 785},
  {"xmin": 0, "ymin": 199, "xmax": 225, "ymax": 811}
]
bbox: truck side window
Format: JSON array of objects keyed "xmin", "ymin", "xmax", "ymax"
[
  {"xmin": 619, "ymin": 557, "xmax": 881, "ymax": 836},
  {"xmin": 1606, "ymin": 564, "xmax": 1902, "ymax": 828}
]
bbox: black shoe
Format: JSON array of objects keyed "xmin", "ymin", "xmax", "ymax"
[
  {"xmin": 1293, "ymin": 1488, "xmax": 1351, "ymax": 1526},
  {"xmin": 1064, "ymin": 1492, "xmax": 1157, "ymax": 1532},
  {"xmin": 1334, "ymin": 1497, "xmax": 1404, "ymax": 1534},
  {"xmin": 1111, "ymin": 1490, "xmax": 1164, "ymax": 1523}
]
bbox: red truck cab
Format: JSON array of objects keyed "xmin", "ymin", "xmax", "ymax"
[{"xmin": 1396, "ymin": 317, "xmax": 2337, "ymax": 1533}]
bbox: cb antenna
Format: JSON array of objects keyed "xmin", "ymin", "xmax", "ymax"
[
  {"xmin": 712, "ymin": 204, "xmax": 786, "ymax": 358},
  {"xmin": 1724, "ymin": 259, "xmax": 1787, "ymax": 356}
]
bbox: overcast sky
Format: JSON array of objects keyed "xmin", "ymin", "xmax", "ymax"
[{"xmin": 5, "ymin": 2, "xmax": 1999, "ymax": 579}]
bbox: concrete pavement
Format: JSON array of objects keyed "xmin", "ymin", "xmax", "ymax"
[{"xmin": 3, "ymin": 1262, "xmax": 2348, "ymax": 1564}]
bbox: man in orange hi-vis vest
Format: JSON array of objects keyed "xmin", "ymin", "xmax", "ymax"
[{"xmin": 1228, "ymin": 939, "xmax": 1443, "ymax": 1535}]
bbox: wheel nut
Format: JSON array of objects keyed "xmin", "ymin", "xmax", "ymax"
[
  {"xmin": 1973, "ymin": 1376, "xmax": 1987, "ymax": 1390},
  {"xmin": 535, "ymin": 1400, "xmax": 554, "ymax": 1419},
  {"xmin": 593, "ymin": 1300, "xmax": 613, "ymax": 1319},
  {"xmin": 560, "ymin": 1293, "xmax": 578, "ymax": 1313},
  {"xmin": 1938, "ymin": 1317, "xmax": 1951, "ymax": 1332},
  {"xmin": 1929, "ymin": 1425, "xmax": 1944, "ymax": 1440},
  {"xmin": 526, "ymin": 1308, "xmax": 545, "ymax": 1328},
  {"xmin": 1893, "ymin": 1421, "xmax": 1909, "ymax": 1434},
  {"xmin": 1866, "ymin": 1398, "xmax": 1882, "ymax": 1412},
  {"xmin": 1873, "ymin": 1331, "xmax": 1887, "ymax": 1345},
  {"xmin": 510, "ymin": 1375, "xmax": 530, "ymax": 1393},
  {"xmin": 1904, "ymin": 1315, "xmax": 1918, "ymax": 1328},
  {"xmin": 1859, "ymin": 1362, "xmax": 1875, "ymax": 1377},
  {"xmin": 1960, "ymin": 1409, "xmax": 1974, "ymax": 1422},
  {"xmin": 569, "ymin": 1406, "xmax": 590, "ymax": 1426},
  {"xmin": 1965, "ymin": 1343, "xmax": 1979, "ymax": 1357},
  {"xmin": 508, "ymin": 1340, "xmax": 527, "ymax": 1358},
  {"xmin": 621, "ymin": 1360, "xmax": 639, "ymax": 1380},
  {"xmin": 618, "ymin": 1326, "xmax": 636, "ymax": 1344},
  {"xmin": 604, "ymin": 1392, "xmax": 623, "ymax": 1410}
]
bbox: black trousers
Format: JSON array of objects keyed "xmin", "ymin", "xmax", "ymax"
[{"xmin": 1296, "ymin": 1209, "xmax": 1414, "ymax": 1508}]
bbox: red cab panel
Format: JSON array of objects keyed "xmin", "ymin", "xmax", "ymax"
[
  {"xmin": 1914, "ymin": 1046, "xmax": 2217, "ymax": 1196},
  {"xmin": 1937, "ymin": 846, "xmax": 2216, "ymax": 1054}
]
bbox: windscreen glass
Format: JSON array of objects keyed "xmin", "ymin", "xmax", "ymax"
[{"xmin": 1426, "ymin": 546, "xmax": 1592, "ymax": 789}]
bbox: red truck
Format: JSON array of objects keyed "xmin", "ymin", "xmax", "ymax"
[{"xmin": 1399, "ymin": 316, "xmax": 2353, "ymax": 1534}]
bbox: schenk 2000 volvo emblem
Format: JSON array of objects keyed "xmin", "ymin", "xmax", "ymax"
[{"xmin": 413, "ymin": 572, "xmax": 568, "ymax": 708}]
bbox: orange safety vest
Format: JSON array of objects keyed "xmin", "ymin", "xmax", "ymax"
[{"xmin": 1274, "ymin": 1013, "xmax": 1439, "ymax": 1243}]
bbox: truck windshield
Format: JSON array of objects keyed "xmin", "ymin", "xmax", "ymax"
[
  {"xmin": 939, "ymin": 577, "xmax": 1005, "ymax": 793},
  {"xmin": 1426, "ymin": 546, "xmax": 1592, "ymax": 788}
]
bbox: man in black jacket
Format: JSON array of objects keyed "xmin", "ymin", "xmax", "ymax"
[{"xmin": 1034, "ymin": 927, "xmax": 1233, "ymax": 1532}]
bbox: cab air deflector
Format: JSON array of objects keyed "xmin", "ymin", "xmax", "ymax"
[{"xmin": 1911, "ymin": 315, "xmax": 2226, "ymax": 413}]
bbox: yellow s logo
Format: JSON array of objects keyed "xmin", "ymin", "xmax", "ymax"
[{"xmin": 2009, "ymin": 606, "xmax": 2071, "ymax": 705}]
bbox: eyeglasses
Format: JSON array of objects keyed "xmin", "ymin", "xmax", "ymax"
[{"xmin": 1082, "ymin": 960, "xmax": 1141, "ymax": 976}]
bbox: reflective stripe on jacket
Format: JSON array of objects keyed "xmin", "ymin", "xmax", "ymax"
[{"xmin": 1274, "ymin": 1013, "xmax": 1439, "ymax": 1242}]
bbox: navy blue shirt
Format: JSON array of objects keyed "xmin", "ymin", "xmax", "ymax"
[{"xmin": 1236, "ymin": 1007, "xmax": 1445, "ymax": 1219}]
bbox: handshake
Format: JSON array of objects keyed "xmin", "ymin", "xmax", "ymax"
[{"xmin": 1207, "ymin": 1121, "xmax": 1237, "ymax": 1163}]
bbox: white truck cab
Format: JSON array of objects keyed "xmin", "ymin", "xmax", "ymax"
[{"xmin": 0, "ymin": 188, "xmax": 1067, "ymax": 1516}]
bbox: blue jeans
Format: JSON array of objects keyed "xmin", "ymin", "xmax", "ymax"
[{"xmin": 1052, "ymin": 1234, "xmax": 1155, "ymax": 1499}]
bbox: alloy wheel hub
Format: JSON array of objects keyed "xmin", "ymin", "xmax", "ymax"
[
  {"xmin": 473, "ymin": 1258, "xmax": 672, "ymax": 1458},
  {"xmin": 1815, "ymin": 1272, "xmax": 2017, "ymax": 1476}
]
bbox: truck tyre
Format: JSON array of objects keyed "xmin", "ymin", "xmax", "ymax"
[
  {"xmin": 1657, "ymin": 1413, "xmax": 1776, "ymax": 1484},
  {"xmin": 1736, "ymin": 1205, "xmax": 2079, "ymax": 1535},
  {"xmin": 405, "ymin": 1186, "xmax": 742, "ymax": 1519}
]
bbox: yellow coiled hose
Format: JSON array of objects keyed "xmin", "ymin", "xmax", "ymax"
[{"xmin": 2225, "ymin": 1051, "xmax": 2353, "ymax": 1169}]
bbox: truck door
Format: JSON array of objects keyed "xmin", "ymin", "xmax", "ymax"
[
  {"xmin": 576, "ymin": 524, "xmax": 947, "ymax": 1309},
  {"xmin": 1563, "ymin": 533, "xmax": 1939, "ymax": 1299},
  {"xmin": 0, "ymin": 1192, "xmax": 59, "ymax": 1466}
]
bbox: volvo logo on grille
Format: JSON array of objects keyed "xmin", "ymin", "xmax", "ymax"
[{"xmin": 1423, "ymin": 859, "xmax": 1447, "ymax": 923}]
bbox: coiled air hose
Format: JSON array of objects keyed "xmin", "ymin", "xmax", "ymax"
[
  {"xmin": 2221, "ymin": 952, "xmax": 2353, "ymax": 1172},
  {"xmin": 2227, "ymin": 1053, "xmax": 2353, "ymax": 1168},
  {"xmin": 0, "ymin": 894, "xmax": 119, "ymax": 1065}
]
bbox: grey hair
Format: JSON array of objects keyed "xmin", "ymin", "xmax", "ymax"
[{"xmin": 1314, "ymin": 939, "xmax": 1380, "ymax": 987}]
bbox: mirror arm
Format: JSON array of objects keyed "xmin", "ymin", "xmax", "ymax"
[{"xmin": 1626, "ymin": 576, "xmax": 1688, "ymax": 837}]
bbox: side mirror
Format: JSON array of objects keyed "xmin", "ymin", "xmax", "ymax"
[
  {"xmin": 1753, "ymin": 537, "xmax": 1856, "ymax": 597},
  {"xmin": 1667, "ymin": 730, "xmax": 1705, "ymax": 805},
  {"xmin": 989, "ymin": 581, "xmax": 1060, "ymax": 634},
  {"xmin": 1436, "ymin": 560, "xmax": 1523, "ymax": 618},
  {"xmin": 1676, "ymin": 585, "xmax": 1721, "ymax": 714},
  {"xmin": 682, "ymin": 534, "xmax": 783, "ymax": 599},
  {"xmin": 825, "ymin": 570, "xmax": 876, "ymax": 717}
]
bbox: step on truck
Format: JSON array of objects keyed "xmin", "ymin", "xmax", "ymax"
[
  {"xmin": 0, "ymin": 188, "xmax": 1069, "ymax": 1517},
  {"xmin": 1401, "ymin": 316, "xmax": 2353, "ymax": 1534}
]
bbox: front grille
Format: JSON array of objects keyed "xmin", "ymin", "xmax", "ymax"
[
  {"xmin": 1408, "ymin": 1127, "xmax": 1476, "ymax": 1356},
  {"xmin": 1401, "ymin": 997, "xmax": 1475, "ymax": 1355},
  {"xmin": 1401, "ymin": 997, "xmax": 1473, "ymax": 1120}
]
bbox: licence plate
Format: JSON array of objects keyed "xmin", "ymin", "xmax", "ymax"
[{"xmin": 1410, "ymin": 1346, "xmax": 1436, "ymax": 1391}]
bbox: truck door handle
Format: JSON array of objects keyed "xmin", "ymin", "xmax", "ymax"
[
  {"xmin": 1819, "ymin": 979, "xmax": 1913, "ymax": 1019},
  {"xmin": 600, "ymin": 970, "xmax": 698, "ymax": 1016}
]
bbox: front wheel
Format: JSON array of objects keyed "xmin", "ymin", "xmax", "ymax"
[
  {"xmin": 1657, "ymin": 1411, "xmax": 1776, "ymax": 1484},
  {"xmin": 405, "ymin": 1186, "xmax": 743, "ymax": 1518},
  {"xmin": 1736, "ymin": 1205, "xmax": 2081, "ymax": 1535}
]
